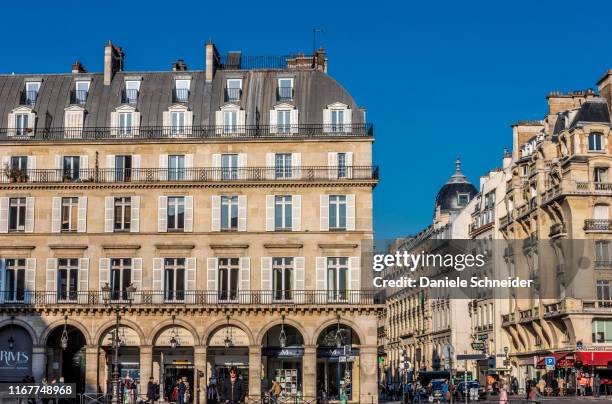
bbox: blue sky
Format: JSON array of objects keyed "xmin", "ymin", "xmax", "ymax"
[{"xmin": 2, "ymin": 1, "xmax": 611, "ymax": 239}]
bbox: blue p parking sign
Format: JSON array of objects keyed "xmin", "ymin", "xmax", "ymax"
[{"xmin": 545, "ymin": 356, "xmax": 555, "ymax": 370}]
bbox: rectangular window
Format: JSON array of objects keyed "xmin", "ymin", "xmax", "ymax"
[
  {"xmin": 164, "ymin": 258, "xmax": 185, "ymax": 301},
  {"xmin": 10, "ymin": 156, "xmax": 28, "ymax": 173},
  {"xmin": 119, "ymin": 112, "xmax": 133, "ymax": 135},
  {"xmin": 337, "ymin": 153, "xmax": 347, "ymax": 179},
  {"xmin": 8, "ymin": 197, "xmax": 26, "ymax": 232},
  {"xmin": 593, "ymin": 319, "xmax": 612, "ymax": 343},
  {"xmin": 226, "ymin": 79, "xmax": 242, "ymax": 102},
  {"xmin": 114, "ymin": 197, "xmax": 132, "ymax": 232},
  {"xmin": 223, "ymin": 110, "xmax": 237, "ymax": 133},
  {"xmin": 75, "ymin": 81, "xmax": 90, "ymax": 104},
  {"xmin": 124, "ymin": 81, "xmax": 140, "ymax": 103},
  {"xmin": 595, "ymin": 167, "xmax": 609, "ymax": 183},
  {"xmin": 220, "ymin": 196, "xmax": 239, "ymax": 230},
  {"xmin": 5, "ymin": 259, "xmax": 25, "ymax": 302},
  {"xmin": 277, "ymin": 110, "xmax": 291, "ymax": 133},
  {"xmin": 329, "ymin": 195, "xmax": 347, "ymax": 230},
  {"xmin": 331, "ymin": 109, "xmax": 345, "ymax": 132},
  {"xmin": 110, "ymin": 258, "xmax": 132, "ymax": 300},
  {"xmin": 221, "ymin": 154, "xmax": 238, "ymax": 180},
  {"xmin": 63, "ymin": 156, "xmax": 80, "ymax": 181},
  {"xmin": 171, "ymin": 111, "xmax": 186, "ymax": 135},
  {"xmin": 114, "ymin": 155, "xmax": 132, "ymax": 182},
  {"xmin": 174, "ymin": 80, "xmax": 190, "ymax": 102},
  {"xmin": 25, "ymin": 82, "xmax": 40, "ymax": 105},
  {"xmin": 327, "ymin": 257, "xmax": 348, "ymax": 301},
  {"xmin": 273, "ymin": 257, "xmax": 293, "ymax": 301},
  {"xmin": 274, "ymin": 153, "xmax": 292, "ymax": 179},
  {"xmin": 15, "ymin": 114, "xmax": 29, "ymax": 135},
  {"xmin": 274, "ymin": 196, "xmax": 293, "ymax": 230},
  {"xmin": 57, "ymin": 258, "xmax": 78, "ymax": 301},
  {"xmin": 596, "ymin": 240, "xmax": 612, "ymax": 268},
  {"xmin": 167, "ymin": 197, "xmax": 185, "ymax": 231},
  {"xmin": 458, "ymin": 193, "xmax": 470, "ymax": 206},
  {"xmin": 168, "ymin": 155, "xmax": 185, "ymax": 181},
  {"xmin": 278, "ymin": 78, "xmax": 293, "ymax": 101},
  {"xmin": 589, "ymin": 133, "xmax": 603, "ymax": 151},
  {"xmin": 218, "ymin": 257, "xmax": 239, "ymax": 301},
  {"xmin": 61, "ymin": 197, "xmax": 79, "ymax": 232}
]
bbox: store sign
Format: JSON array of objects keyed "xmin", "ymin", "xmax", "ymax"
[
  {"xmin": 471, "ymin": 342, "xmax": 485, "ymax": 351},
  {"xmin": 262, "ymin": 347, "xmax": 304, "ymax": 358},
  {"xmin": 317, "ymin": 347, "xmax": 360, "ymax": 358},
  {"xmin": 477, "ymin": 334, "xmax": 488, "ymax": 341},
  {"xmin": 0, "ymin": 327, "xmax": 32, "ymax": 381}
]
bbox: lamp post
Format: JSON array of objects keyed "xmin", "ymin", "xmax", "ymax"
[
  {"xmin": 279, "ymin": 315, "xmax": 287, "ymax": 348},
  {"xmin": 102, "ymin": 282, "xmax": 136, "ymax": 404},
  {"xmin": 170, "ymin": 314, "xmax": 179, "ymax": 350},
  {"xmin": 60, "ymin": 315, "xmax": 69, "ymax": 350}
]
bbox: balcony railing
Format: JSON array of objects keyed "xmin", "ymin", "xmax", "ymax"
[
  {"xmin": 121, "ymin": 89, "xmax": 139, "ymax": 104},
  {"xmin": 0, "ymin": 290, "xmax": 383, "ymax": 306},
  {"xmin": 596, "ymin": 260, "xmax": 612, "ymax": 269},
  {"xmin": 70, "ymin": 90, "xmax": 88, "ymax": 105},
  {"xmin": 277, "ymin": 87, "xmax": 293, "ymax": 102},
  {"xmin": 584, "ymin": 219, "xmax": 612, "ymax": 232},
  {"xmin": 19, "ymin": 90, "xmax": 38, "ymax": 106},
  {"xmin": 172, "ymin": 89, "xmax": 189, "ymax": 103},
  {"xmin": 224, "ymin": 88, "xmax": 242, "ymax": 103},
  {"xmin": 0, "ymin": 123, "xmax": 374, "ymax": 140},
  {"xmin": 0, "ymin": 166, "xmax": 379, "ymax": 184}
]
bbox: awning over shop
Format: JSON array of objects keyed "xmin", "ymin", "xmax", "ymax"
[
  {"xmin": 536, "ymin": 352, "xmax": 574, "ymax": 368},
  {"xmin": 576, "ymin": 351, "xmax": 612, "ymax": 367}
]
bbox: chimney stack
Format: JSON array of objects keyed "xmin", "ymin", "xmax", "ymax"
[
  {"xmin": 597, "ymin": 70, "xmax": 612, "ymax": 113},
  {"xmin": 104, "ymin": 41, "xmax": 124, "ymax": 86},
  {"xmin": 71, "ymin": 61, "xmax": 87, "ymax": 74},
  {"xmin": 205, "ymin": 39, "xmax": 220, "ymax": 83},
  {"xmin": 172, "ymin": 59, "xmax": 188, "ymax": 71}
]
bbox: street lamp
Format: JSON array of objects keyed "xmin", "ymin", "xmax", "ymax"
[
  {"xmin": 335, "ymin": 315, "xmax": 344, "ymax": 349},
  {"xmin": 60, "ymin": 315, "xmax": 69, "ymax": 350},
  {"xmin": 224, "ymin": 315, "xmax": 233, "ymax": 349},
  {"xmin": 169, "ymin": 315, "xmax": 179, "ymax": 350},
  {"xmin": 7, "ymin": 316, "xmax": 14, "ymax": 350},
  {"xmin": 279, "ymin": 315, "xmax": 287, "ymax": 348},
  {"xmin": 102, "ymin": 282, "xmax": 136, "ymax": 404}
]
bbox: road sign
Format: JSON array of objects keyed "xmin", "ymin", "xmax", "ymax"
[
  {"xmin": 477, "ymin": 334, "xmax": 488, "ymax": 341},
  {"xmin": 503, "ymin": 360, "xmax": 510, "ymax": 367},
  {"xmin": 471, "ymin": 342, "xmax": 485, "ymax": 351},
  {"xmin": 457, "ymin": 354, "xmax": 487, "ymax": 361},
  {"xmin": 339, "ymin": 356, "xmax": 356, "ymax": 363},
  {"xmin": 545, "ymin": 356, "xmax": 555, "ymax": 370}
]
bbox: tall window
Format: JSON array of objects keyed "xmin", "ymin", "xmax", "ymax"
[
  {"xmin": 58, "ymin": 258, "xmax": 78, "ymax": 301},
  {"xmin": 337, "ymin": 153, "xmax": 347, "ymax": 179},
  {"xmin": 274, "ymin": 196, "xmax": 292, "ymax": 230},
  {"xmin": 63, "ymin": 156, "xmax": 80, "ymax": 181},
  {"xmin": 61, "ymin": 197, "xmax": 79, "ymax": 232},
  {"xmin": 275, "ymin": 153, "xmax": 292, "ymax": 179},
  {"xmin": 277, "ymin": 110, "xmax": 291, "ymax": 133},
  {"xmin": 5, "ymin": 259, "xmax": 25, "ymax": 302},
  {"xmin": 10, "ymin": 156, "xmax": 27, "ymax": 174},
  {"xmin": 168, "ymin": 155, "xmax": 185, "ymax": 181},
  {"xmin": 164, "ymin": 258, "xmax": 185, "ymax": 301},
  {"xmin": 226, "ymin": 79, "xmax": 242, "ymax": 103},
  {"xmin": 74, "ymin": 81, "xmax": 89, "ymax": 104},
  {"xmin": 114, "ymin": 197, "xmax": 132, "ymax": 231},
  {"xmin": 124, "ymin": 81, "xmax": 140, "ymax": 103},
  {"xmin": 327, "ymin": 257, "xmax": 348, "ymax": 301},
  {"xmin": 15, "ymin": 114, "xmax": 29, "ymax": 135},
  {"xmin": 595, "ymin": 167, "xmax": 609, "ymax": 183},
  {"xmin": 597, "ymin": 280, "xmax": 612, "ymax": 308},
  {"xmin": 331, "ymin": 109, "xmax": 344, "ymax": 132},
  {"xmin": 221, "ymin": 196, "xmax": 238, "ymax": 230},
  {"xmin": 273, "ymin": 257, "xmax": 293, "ymax": 301},
  {"xmin": 118, "ymin": 112, "xmax": 133, "ymax": 135},
  {"xmin": 110, "ymin": 258, "xmax": 132, "ymax": 300},
  {"xmin": 593, "ymin": 319, "xmax": 612, "ymax": 343},
  {"xmin": 221, "ymin": 154, "xmax": 238, "ymax": 180},
  {"xmin": 8, "ymin": 197, "xmax": 26, "ymax": 232},
  {"xmin": 25, "ymin": 82, "xmax": 40, "ymax": 105},
  {"xmin": 174, "ymin": 80, "xmax": 190, "ymax": 102},
  {"xmin": 223, "ymin": 110, "xmax": 237, "ymax": 133},
  {"xmin": 329, "ymin": 195, "xmax": 347, "ymax": 230},
  {"xmin": 595, "ymin": 204, "xmax": 610, "ymax": 220},
  {"xmin": 596, "ymin": 240, "xmax": 612, "ymax": 268},
  {"xmin": 171, "ymin": 111, "xmax": 186, "ymax": 135},
  {"xmin": 589, "ymin": 133, "xmax": 603, "ymax": 152},
  {"xmin": 218, "ymin": 258, "xmax": 239, "ymax": 301},
  {"xmin": 167, "ymin": 197, "xmax": 185, "ymax": 231},
  {"xmin": 278, "ymin": 78, "xmax": 293, "ymax": 101},
  {"xmin": 115, "ymin": 155, "xmax": 132, "ymax": 182}
]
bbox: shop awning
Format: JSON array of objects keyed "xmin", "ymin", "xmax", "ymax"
[
  {"xmin": 536, "ymin": 352, "xmax": 574, "ymax": 368},
  {"xmin": 576, "ymin": 351, "xmax": 612, "ymax": 367}
]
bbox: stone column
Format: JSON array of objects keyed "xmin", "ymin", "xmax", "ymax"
[
  {"xmin": 303, "ymin": 345, "xmax": 317, "ymax": 400},
  {"xmin": 139, "ymin": 345, "xmax": 153, "ymax": 386},
  {"xmin": 248, "ymin": 345, "xmax": 262, "ymax": 399},
  {"xmin": 31, "ymin": 346, "xmax": 46, "ymax": 383},
  {"xmin": 359, "ymin": 345, "xmax": 378, "ymax": 404},
  {"xmin": 194, "ymin": 346, "xmax": 207, "ymax": 404},
  {"xmin": 85, "ymin": 345, "xmax": 99, "ymax": 393}
]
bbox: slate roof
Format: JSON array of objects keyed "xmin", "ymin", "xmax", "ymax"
[{"xmin": 569, "ymin": 98, "xmax": 610, "ymax": 127}]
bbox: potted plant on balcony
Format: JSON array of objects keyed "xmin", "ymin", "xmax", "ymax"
[
  {"xmin": 17, "ymin": 170, "xmax": 28, "ymax": 183},
  {"xmin": 3, "ymin": 164, "xmax": 16, "ymax": 183},
  {"xmin": 62, "ymin": 173, "xmax": 72, "ymax": 182}
]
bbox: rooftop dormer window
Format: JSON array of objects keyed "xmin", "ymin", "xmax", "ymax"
[
  {"xmin": 71, "ymin": 81, "xmax": 90, "ymax": 105},
  {"xmin": 21, "ymin": 82, "xmax": 40, "ymax": 106},
  {"xmin": 225, "ymin": 79, "xmax": 242, "ymax": 103},
  {"xmin": 122, "ymin": 80, "xmax": 141, "ymax": 104},
  {"xmin": 173, "ymin": 79, "xmax": 190, "ymax": 103},
  {"xmin": 457, "ymin": 193, "xmax": 470, "ymax": 206},
  {"xmin": 588, "ymin": 132, "xmax": 603, "ymax": 152},
  {"xmin": 7, "ymin": 106, "xmax": 36, "ymax": 137},
  {"xmin": 277, "ymin": 78, "xmax": 293, "ymax": 101},
  {"xmin": 323, "ymin": 102, "xmax": 352, "ymax": 133}
]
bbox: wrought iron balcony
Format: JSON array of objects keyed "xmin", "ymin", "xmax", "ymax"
[
  {"xmin": 584, "ymin": 219, "xmax": 612, "ymax": 232},
  {"xmin": 0, "ymin": 290, "xmax": 384, "ymax": 307},
  {"xmin": 70, "ymin": 90, "xmax": 88, "ymax": 105},
  {"xmin": 224, "ymin": 87, "xmax": 242, "ymax": 103},
  {"xmin": 0, "ymin": 166, "xmax": 379, "ymax": 184},
  {"xmin": 121, "ymin": 89, "xmax": 139, "ymax": 104},
  {"xmin": 0, "ymin": 123, "xmax": 374, "ymax": 140},
  {"xmin": 172, "ymin": 88, "xmax": 189, "ymax": 103},
  {"xmin": 595, "ymin": 260, "xmax": 612, "ymax": 269},
  {"xmin": 19, "ymin": 90, "xmax": 38, "ymax": 106}
]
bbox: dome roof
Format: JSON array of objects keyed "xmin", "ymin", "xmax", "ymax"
[{"xmin": 435, "ymin": 158, "xmax": 477, "ymax": 212}]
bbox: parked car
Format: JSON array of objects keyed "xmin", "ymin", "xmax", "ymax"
[{"xmin": 455, "ymin": 381, "xmax": 485, "ymax": 400}]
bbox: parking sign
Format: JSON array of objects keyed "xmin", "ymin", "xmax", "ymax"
[{"xmin": 545, "ymin": 356, "xmax": 555, "ymax": 370}]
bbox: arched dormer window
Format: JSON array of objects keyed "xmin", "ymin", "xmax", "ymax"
[
  {"xmin": 270, "ymin": 103, "xmax": 298, "ymax": 134},
  {"xmin": 64, "ymin": 105, "xmax": 85, "ymax": 139},
  {"xmin": 215, "ymin": 103, "xmax": 245, "ymax": 135},
  {"xmin": 163, "ymin": 104, "xmax": 193, "ymax": 137},
  {"xmin": 323, "ymin": 102, "xmax": 351, "ymax": 133},
  {"xmin": 7, "ymin": 106, "xmax": 36, "ymax": 137},
  {"xmin": 110, "ymin": 105, "xmax": 140, "ymax": 137}
]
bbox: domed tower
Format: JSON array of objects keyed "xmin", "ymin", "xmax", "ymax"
[{"xmin": 433, "ymin": 157, "xmax": 477, "ymax": 227}]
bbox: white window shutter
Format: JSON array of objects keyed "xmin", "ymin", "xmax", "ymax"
[
  {"xmin": 343, "ymin": 107, "xmax": 352, "ymax": 132},
  {"xmin": 132, "ymin": 111, "xmax": 141, "ymax": 136},
  {"xmin": 99, "ymin": 258, "xmax": 110, "ymax": 290},
  {"xmin": 77, "ymin": 196, "xmax": 87, "ymax": 233},
  {"xmin": 320, "ymin": 195, "xmax": 329, "ymax": 231},
  {"xmin": 106, "ymin": 155, "xmax": 115, "ymax": 181},
  {"xmin": 159, "ymin": 154, "xmax": 168, "ymax": 181},
  {"xmin": 294, "ymin": 257, "xmax": 305, "ymax": 303},
  {"xmin": 292, "ymin": 195, "xmax": 301, "ymax": 231},
  {"xmin": 185, "ymin": 111, "xmax": 193, "ymax": 135},
  {"xmin": 323, "ymin": 108, "xmax": 331, "ymax": 132},
  {"xmin": 207, "ymin": 257, "xmax": 218, "ymax": 303},
  {"xmin": 27, "ymin": 155, "xmax": 36, "ymax": 173},
  {"xmin": 347, "ymin": 194, "xmax": 356, "ymax": 231},
  {"xmin": 152, "ymin": 258, "xmax": 163, "ymax": 303},
  {"xmin": 240, "ymin": 257, "xmax": 250, "ymax": 303},
  {"xmin": 80, "ymin": 155, "xmax": 89, "ymax": 171},
  {"xmin": 238, "ymin": 153, "xmax": 247, "ymax": 180},
  {"xmin": 269, "ymin": 109, "xmax": 277, "ymax": 134},
  {"xmin": 290, "ymin": 109, "xmax": 299, "ymax": 134},
  {"xmin": 349, "ymin": 257, "xmax": 360, "ymax": 303},
  {"xmin": 237, "ymin": 110, "xmax": 246, "ymax": 134},
  {"xmin": 104, "ymin": 196, "xmax": 114, "ymax": 233},
  {"xmin": 238, "ymin": 195, "xmax": 247, "ymax": 231},
  {"xmin": 211, "ymin": 196, "xmax": 221, "ymax": 231},
  {"xmin": 185, "ymin": 154, "xmax": 194, "ymax": 169},
  {"xmin": 110, "ymin": 111, "xmax": 118, "ymax": 135},
  {"xmin": 292, "ymin": 153, "xmax": 301, "ymax": 179},
  {"xmin": 131, "ymin": 196, "xmax": 140, "ymax": 232},
  {"xmin": 215, "ymin": 110, "xmax": 223, "ymax": 129},
  {"xmin": 46, "ymin": 258, "xmax": 57, "ymax": 296},
  {"xmin": 186, "ymin": 257, "xmax": 197, "ymax": 291},
  {"xmin": 27, "ymin": 112, "xmax": 36, "ymax": 132},
  {"xmin": 316, "ymin": 257, "xmax": 327, "ymax": 291},
  {"xmin": 266, "ymin": 195, "xmax": 275, "ymax": 231},
  {"xmin": 162, "ymin": 111, "xmax": 170, "ymax": 128},
  {"xmin": 0, "ymin": 260, "xmax": 4, "ymax": 303},
  {"xmin": 25, "ymin": 197, "xmax": 34, "ymax": 233},
  {"xmin": 77, "ymin": 258, "xmax": 89, "ymax": 303},
  {"xmin": 51, "ymin": 197, "xmax": 61, "ymax": 233},
  {"xmin": 25, "ymin": 258, "xmax": 35, "ymax": 293},
  {"xmin": 184, "ymin": 196, "xmax": 194, "ymax": 232},
  {"xmin": 55, "ymin": 155, "xmax": 62, "ymax": 171},
  {"xmin": 0, "ymin": 198, "xmax": 9, "ymax": 233},
  {"xmin": 261, "ymin": 257, "xmax": 272, "ymax": 303},
  {"xmin": 7, "ymin": 113, "xmax": 15, "ymax": 136},
  {"xmin": 346, "ymin": 152, "xmax": 354, "ymax": 179},
  {"xmin": 328, "ymin": 152, "xmax": 338, "ymax": 179},
  {"xmin": 131, "ymin": 257, "xmax": 143, "ymax": 291},
  {"xmin": 212, "ymin": 154, "xmax": 221, "ymax": 169},
  {"xmin": 266, "ymin": 153, "xmax": 275, "ymax": 179},
  {"xmin": 132, "ymin": 155, "xmax": 141, "ymax": 180},
  {"xmin": 158, "ymin": 196, "xmax": 168, "ymax": 232}
]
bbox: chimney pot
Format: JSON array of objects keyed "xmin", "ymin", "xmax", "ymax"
[
  {"xmin": 71, "ymin": 61, "xmax": 87, "ymax": 74},
  {"xmin": 104, "ymin": 41, "xmax": 125, "ymax": 86}
]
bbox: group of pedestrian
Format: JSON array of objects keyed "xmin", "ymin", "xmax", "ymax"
[{"xmin": 206, "ymin": 366, "xmax": 246, "ymax": 404}]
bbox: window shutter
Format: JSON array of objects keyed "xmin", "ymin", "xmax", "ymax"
[
  {"xmin": 346, "ymin": 152, "xmax": 354, "ymax": 179},
  {"xmin": 99, "ymin": 258, "xmax": 110, "ymax": 290},
  {"xmin": 104, "ymin": 196, "xmax": 114, "ymax": 233},
  {"xmin": 292, "ymin": 195, "xmax": 301, "ymax": 231},
  {"xmin": 132, "ymin": 155, "xmax": 141, "ymax": 180},
  {"xmin": 131, "ymin": 258, "xmax": 143, "ymax": 302},
  {"xmin": 185, "ymin": 154, "xmax": 193, "ymax": 181},
  {"xmin": 0, "ymin": 198, "xmax": 8, "ymax": 233},
  {"xmin": 27, "ymin": 155, "xmax": 36, "ymax": 174},
  {"xmin": 266, "ymin": 195, "xmax": 275, "ymax": 231},
  {"xmin": 343, "ymin": 107, "xmax": 352, "ymax": 132},
  {"xmin": 266, "ymin": 153, "xmax": 275, "ymax": 179},
  {"xmin": 46, "ymin": 258, "xmax": 57, "ymax": 298},
  {"xmin": 158, "ymin": 196, "xmax": 168, "ymax": 232},
  {"xmin": 292, "ymin": 153, "xmax": 301, "ymax": 179},
  {"xmin": 132, "ymin": 111, "xmax": 141, "ymax": 136},
  {"xmin": 349, "ymin": 257, "xmax": 360, "ymax": 303},
  {"xmin": 238, "ymin": 195, "xmax": 247, "ymax": 231},
  {"xmin": 184, "ymin": 196, "xmax": 194, "ymax": 232},
  {"xmin": 215, "ymin": 110, "xmax": 223, "ymax": 132},
  {"xmin": 212, "ymin": 154, "xmax": 221, "ymax": 174},
  {"xmin": 323, "ymin": 108, "xmax": 331, "ymax": 132},
  {"xmin": 238, "ymin": 153, "xmax": 247, "ymax": 180},
  {"xmin": 7, "ymin": 113, "xmax": 15, "ymax": 136},
  {"xmin": 0, "ymin": 260, "xmax": 4, "ymax": 303},
  {"xmin": 152, "ymin": 258, "xmax": 163, "ymax": 303},
  {"xmin": 320, "ymin": 195, "xmax": 329, "ymax": 231},
  {"xmin": 27, "ymin": 112, "xmax": 35, "ymax": 132},
  {"xmin": 159, "ymin": 154, "xmax": 168, "ymax": 181},
  {"xmin": 51, "ymin": 197, "xmax": 61, "ymax": 233},
  {"xmin": 328, "ymin": 152, "xmax": 338, "ymax": 179},
  {"xmin": 25, "ymin": 258, "xmax": 35, "ymax": 295},
  {"xmin": 290, "ymin": 109, "xmax": 299, "ymax": 134},
  {"xmin": 185, "ymin": 110, "xmax": 193, "ymax": 135},
  {"xmin": 77, "ymin": 196, "xmax": 87, "ymax": 233},
  {"xmin": 162, "ymin": 111, "xmax": 170, "ymax": 128},
  {"xmin": 106, "ymin": 155, "xmax": 115, "ymax": 182},
  {"xmin": 240, "ymin": 257, "xmax": 250, "ymax": 303},
  {"xmin": 25, "ymin": 197, "xmax": 34, "ymax": 233},
  {"xmin": 595, "ymin": 205, "xmax": 609, "ymax": 220},
  {"xmin": 186, "ymin": 257, "xmax": 196, "ymax": 290},
  {"xmin": 269, "ymin": 109, "xmax": 277, "ymax": 134},
  {"xmin": 211, "ymin": 195, "xmax": 221, "ymax": 231},
  {"xmin": 207, "ymin": 257, "xmax": 218, "ymax": 303},
  {"xmin": 261, "ymin": 257, "xmax": 272, "ymax": 303},
  {"xmin": 110, "ymin": 111, "xmax": 118, "ymax": 136},
  {"xmin": 80, "ymin": 155, "xmax": 89, "ymax": 173},
  {"xmin": 237, "ymin": 110, "xmax": 246, "ymax": 134},
  {"xmin": 294, "ymin": 257, "xmax": 305, "ymax": 303},
  {"xmin": 55, "ymin": 155, "xmax": 62, "ymax": 171},
  {"xmin": 78, "ymin": 258, "xmax": 89, "ymax": 303},
  {"xmin": 185, "ymin": 154, "xmax": 194, "ymax": 169},
  {"xmin": 131, "ymin": 196, "xmax": 140, "ymax": 233},
  {"xmin": 347, "ymin": 194, "xmax": 356, "ymax": 231},
  {"xmin": 316, "ymin": 257, "xmax": 326, "ymax": 291}
]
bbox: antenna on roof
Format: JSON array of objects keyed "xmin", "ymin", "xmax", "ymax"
[{"xmin": 312, "ymin": 28, "xmax": 324, "ymax": 54}]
